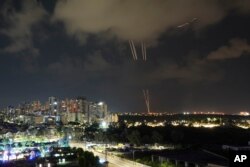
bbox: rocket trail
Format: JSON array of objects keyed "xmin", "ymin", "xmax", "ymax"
[
  {"xmin": 141, "ymin": 42, "xmax": 147, "ymax": 61},
  {"xmin": 141, "ymin": 42, "xmax": 145, "ymax": 60},
  {"xmin": 146, "ymin": 89, "xmax": 150, "ymax": 113},
  {"xmin": 129, "ymin": 40, "xmax": 136, "ymax": 60},
  {"xmin": 131, "ymin": 40, "xmax": 138, "ymax": 60},
  {"xmin": 177, "ymin": 17, "xmax": 198, "ymax": 28},
  {"xmin": 143, "ymin": 89, "xmax": 150, "ymax": 114},
  {"xmin": 177, "ymin": 22, "xmax": 189, "ymax": 28},
  {"xmin": 144, "ymin": 43, "xmax": 147, "ymax": 61}
]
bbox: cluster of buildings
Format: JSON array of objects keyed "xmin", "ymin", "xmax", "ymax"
[
  {"xmin": 118, "ymin": 113, "xmax": 250, "ymax": 129},
  {"xmin": 0, "ymin": 96, "xmax": 112, "ymax": 125}
]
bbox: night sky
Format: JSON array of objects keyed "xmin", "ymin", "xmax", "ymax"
[{"xmin": 0, "ymin": 0, "xmax": 250, "ymax": 113}]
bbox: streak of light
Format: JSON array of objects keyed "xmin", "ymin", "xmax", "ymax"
[
  {"xmin": 129, "ymin": 40, "xmax": 136, "ymax": 60},
  {"xmin": 141, "ymin": 42, "xmax": 147, "ymax": 61},
  {"xmin": 144, "ymin": 43, "xmax": 147, "ymax": 61},
  {"xmin": 191, "ymin": 17, "xmax": 198, "ymax": 22},
  {"xmin": 131, "ymin": 40, "xmax": 138, "ymax": 60},
  {"xmin": 141, "ymin": 42, "xmax": 145, "ymax": 60},
  {"xmin": 147, "ymin": 89, "xmax": 150, "ymax": 113},
  {"xmin": 177, "ymin": 17, "xmax": 198, "ymax": 28},
  {"xmin": 143, "ymin": 89, "xmax": 150, "ymax": 113},
  {"xmin": 129, "ymin": 41, "xmax": 148, "ymax": 61},
  {"xmin": 177, "ymin": 22, "xmax": 190, "ymax": 28}
]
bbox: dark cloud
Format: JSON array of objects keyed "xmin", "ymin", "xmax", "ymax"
[
  {"xmin": 146, "ymin": 55, "xmax": 223, "ymax": 85},
  {"xmin": 233, "ymin": 0, "xmax": 250, "ymax": 14},
  {"xmin": 207, "ymin": 38, "xmax": 250, "ymax": 60},
  {"xmin": 84, "ymin": 51, "xmax": 112, "ymax": 72},
  {"xmin": 0, "ymin": 0, "xmax": 46, "ymax": 55},
  {"xmin": 46, "ymin": 51, "xmax": 116, "ymax": 82},
  {"xmin": 53, "ymin": 0, "xmax": 250, "ymax": 43}
]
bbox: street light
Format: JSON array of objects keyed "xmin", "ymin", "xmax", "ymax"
[
  {"xmin": 100, "ymin": 121, "xmax": 108, "ymax": 163},
  {"xmin": 132, "ymin": 150, "xmax": 136, "ymax": 165},
  {"xmin": 101, "ymin": 121, "xmax": 107, "ymax": 129}
]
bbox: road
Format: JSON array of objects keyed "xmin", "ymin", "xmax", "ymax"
[{"xmin": 70, "ymin": 142, "xmax": 150, "ymax": 167}]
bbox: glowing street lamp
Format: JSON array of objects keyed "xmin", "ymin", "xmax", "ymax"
[{"xmin": 101, "ymin": 121, "xmax": 107, "ymax": 128}]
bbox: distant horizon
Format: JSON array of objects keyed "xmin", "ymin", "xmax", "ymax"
[{"xmin": 1, "ymin": 95, "xmax": 249, "ymax": 115}]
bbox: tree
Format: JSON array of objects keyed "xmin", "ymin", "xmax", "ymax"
[
  {"xmin": 127, "ymin": 130, "xmax": 141, "ymax": 146},
  {"xmin": 151, "ymin": 131, "xmax": 163, "ymax": 144},
  {"xmin": 84, "ymin": 122, "xmax": 100, "ymax": 140},
  {"xmin": 76, "ymin": 148, "xmax": 84, "ymax": 157},
  {"xmin": 94, "ymin": 131, "xmax": 108, "ymax": 143},
  {"xmin": 170, "ymin": 130, "xmax": 184, "ymax": 143},
  {"xmin": 78, "ymin": 150, "xmax": 100, "ymax": 167},
  {"xmin": 142, "ymin": 135, "xmax": 151, "ymax": 144},
  {"xmin": 2, "ymin": 138, "xmax": 9, "ymax": 146}
]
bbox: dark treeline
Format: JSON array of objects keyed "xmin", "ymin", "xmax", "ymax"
[{"xmin": 84, "ymin": 123, "xmax": 250, "ymax": 146}]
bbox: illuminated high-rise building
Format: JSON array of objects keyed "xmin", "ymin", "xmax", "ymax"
[
  {"xmin": 32, "ymin": 100, "xmax": 41, "ymax": 111},
  {"xmin": 49, "ymin": 96, "xmax": 58, "ymax": 116},
  {"xmin": 87, "ymin": 101, "xmax": 108, "ymax": 123},
  {"xmin": 66, "ymin": 97, "xmax": 88, "ymax": 123}
]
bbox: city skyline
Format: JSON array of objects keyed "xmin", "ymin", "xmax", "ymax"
[
  {"xmin": 0, "ymin": 95, "xmax": 248, "ymax": 115},
  {"xmin": 1, "ymin": 0, "xmax": 250, "ymax": 113}
]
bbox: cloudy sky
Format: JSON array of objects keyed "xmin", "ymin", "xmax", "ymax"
[{"xmin": 0, "ymin": 0, "xmax": 250, "ymax": 113}]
